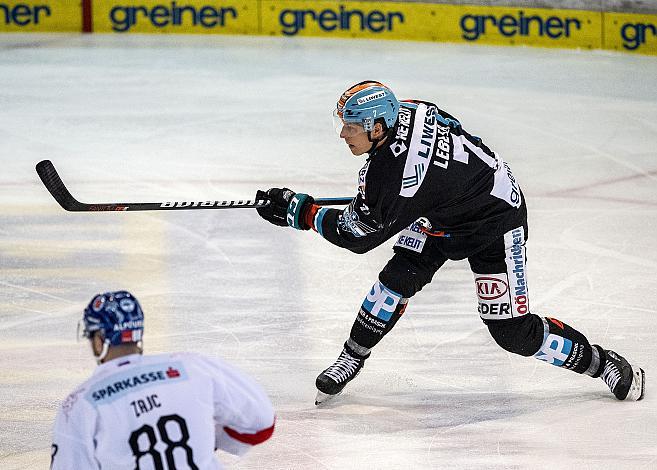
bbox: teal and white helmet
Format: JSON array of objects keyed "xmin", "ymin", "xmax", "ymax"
[{"xmin": 333, "ymin": 80, "xmax": 400, "ymax": 133}]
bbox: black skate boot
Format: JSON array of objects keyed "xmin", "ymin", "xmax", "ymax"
[
  {"xmin": 599, "ymin": 348, "xmax": 645, "ymax": 401},
  {"xmin": 315, "ymin": 342, "xmax": 369, "ymax": 405}
]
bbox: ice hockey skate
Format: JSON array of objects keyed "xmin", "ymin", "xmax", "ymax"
[
  {"xmin": 600, "ymin": 349, "xmax": 645, "ymax": 401},
  {"xmin": 315, "ymin": 342, "xmax": 369, "ymax": 405}
]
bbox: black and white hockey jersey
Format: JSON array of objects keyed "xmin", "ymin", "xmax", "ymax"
[{"xmin": 310, "ymin": 100, "xmax": 526, "ymax": 260}]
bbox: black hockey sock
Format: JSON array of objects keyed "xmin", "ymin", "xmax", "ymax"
[
  {"xmin": 489, "ymin": 315, "xmax": 607, "ymax": 377},
  {"xmin": 534, "ymin": 317, "xmax": 599, "ymax": 375},
  {"xmin": 348, "ymin": 297, "xmax": 408, "ymax": 353}
]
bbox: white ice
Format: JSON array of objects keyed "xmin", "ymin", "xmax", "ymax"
[{"xmin": 1, "ymin": 33, "xmax": 656, "ymax": 470}]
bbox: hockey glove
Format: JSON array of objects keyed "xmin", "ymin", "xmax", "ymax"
[
  {"xmin": 256, "ymin": 188, "xmax": 294, "ymax": 227},
  {"xmin": 255, "ymin": 188, "xmax": 315, "ymax": 230}
]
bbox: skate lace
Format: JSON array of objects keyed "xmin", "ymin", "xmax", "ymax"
[
  {"xmin": 324, "ymin": 350, "xmax": 361, "ymax": 384},
  {"xmin": 601, "ymin": 362, "xmax": 622, "ymax": 392}
]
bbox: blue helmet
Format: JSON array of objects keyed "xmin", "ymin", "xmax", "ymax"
[
  {"xmin": 335, "ymin": 81, "xmax": 399, "ymax": 131},
  {"xmin": 82, "ymin": 291, "xmax": 144, "ymax": 353}
]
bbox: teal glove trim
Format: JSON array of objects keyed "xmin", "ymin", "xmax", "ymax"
[{"xmin": 287, "ymin": 193, "xmax": 310, "ymax": 230}]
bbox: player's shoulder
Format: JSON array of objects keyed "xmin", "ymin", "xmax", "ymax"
[
  {"xmin": 56, "ymin": 382, "xmax": 93, "ymax": 424},
  {"xmin": 402, "ymin": 99, "xmax": 459, "ymax": 125},
  {"xmin": 152, "ymin": 351, "xmax": 231, "ymax": 375},
  {"xmin": 400, "ymin": 99, "xmax": 441, "ymax": 117},
  {"xmin": 401, "ymin": 98, "xmax": 438, "ymax": 108},
  {"xmin": 140, "ymin": 352, "xmax": 253, "ymax": 388},
  {"xmin": 134, "ymin": 351, "xmax": 203, "ymax": 372}
]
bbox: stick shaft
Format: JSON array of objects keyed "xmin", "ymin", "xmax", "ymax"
[{"xmin": 35, "ymin": 160, "xmax": 351, "ymax": 212}]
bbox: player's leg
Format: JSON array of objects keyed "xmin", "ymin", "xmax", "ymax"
[
  {"xmin": 469, "ymin": 226, "xmax": 644, "ymax": 401},
  {"xmin": 315, "ymin": 236, "xmax": 447, "ymax": 404}
]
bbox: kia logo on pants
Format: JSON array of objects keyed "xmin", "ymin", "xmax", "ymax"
[{"xmin": 476, "ymin": 277, "xmax": 509, "ymax": 300}]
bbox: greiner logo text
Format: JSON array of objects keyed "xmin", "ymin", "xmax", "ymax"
[
  {"xmin": 0, "ymin": 3, "xmax": 51, "ymax": 26},
  {"xmin": 109, "ymin": 2, "xmax": 237, "ymax": 32},
  {"xmin": 460, "ymin": 11, "xmax": 581, "ymax": 41},
  {"xmin": 621, "ymin": 22, "xmax": 656, "ymax": 50},
  {"xmin": 279, "ymin": 6, "xmax": 404, "ymax": 36}
]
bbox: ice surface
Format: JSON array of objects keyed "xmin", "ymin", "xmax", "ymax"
[{"xmin": 1, "ymin": 33, "xmax": 656, "ymax": 469}]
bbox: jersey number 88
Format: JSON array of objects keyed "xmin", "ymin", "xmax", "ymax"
[{"xmin": 128, "ymin": 414, "xmax": 198, "ymax": 470}]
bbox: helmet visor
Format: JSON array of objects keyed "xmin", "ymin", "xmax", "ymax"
[
  {"xmin": 332, "ymin": 109, "xmax": 366, "ymax": 137},
  {"xmin": 78, "ymin": 319, "xmax": 90, "ymax": 342}
]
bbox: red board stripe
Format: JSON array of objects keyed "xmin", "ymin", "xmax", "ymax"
[
  {"xmin": 223, "ymin": 421, "xmax": 275, "ymax": 445},
  {"xmin": 82, "ymin": 0, "xmax": 92, "ymax": 33}
]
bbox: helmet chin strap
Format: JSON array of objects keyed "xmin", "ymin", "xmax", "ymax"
[
  {"xmin": 96, "ymin": 339, "xmax": 111, "ymax": 364},
  {"xmin": 367, "ymin": 126, "xmax": 393, "ymax": 155},
  {"xmin": 366, "ymin": 131, "xmax": 381, "ymax": 155}
]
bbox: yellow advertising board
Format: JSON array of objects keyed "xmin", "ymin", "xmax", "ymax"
[
  {"xmin": 92, "ymin": 0, "xmax": 257, "ymax": 34},
  {"xmin": 1, "ymin": 1, "xmax": 655, "ymax": 57},
  {"xmin": 0, "ymin": 1, "xmax": 81, "ymax": 32},
  {"xmin": 261, "ymin": 1, "xmax": 602, "ymax": 50},
  {"xmin": 446, "ymin": 4, "xmax": 601, "ymax": 49},
  {"xmin": 603, "ymin": 12, "xmax": 657, "ymax": 55}
]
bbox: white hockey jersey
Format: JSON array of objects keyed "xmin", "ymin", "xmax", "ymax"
[{"xmin": 51, "ymin": 352, "xmax": 275, "ymax": 469}]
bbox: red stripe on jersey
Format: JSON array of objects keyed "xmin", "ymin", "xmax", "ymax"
[{"xmin": 223, "ymin": 420, "xmax": 275, "ymax": 445}]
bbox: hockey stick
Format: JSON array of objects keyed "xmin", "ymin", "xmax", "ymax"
[{"xmin": 35, "ymin": 160, "xmax": 352, "ymax": 212}]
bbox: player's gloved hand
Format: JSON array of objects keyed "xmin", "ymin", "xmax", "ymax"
[
  {"xmin": 256, "ymin": 188, "xmax": 294, "ymax": 227},
  {"xmin": 255, "ymin": 188, "xmax": 315, "ymax": 230}
]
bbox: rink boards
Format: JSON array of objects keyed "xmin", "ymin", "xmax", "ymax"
[{"xmin": 0, "ymin": 0, "xmax": 655, "ymax": 54}]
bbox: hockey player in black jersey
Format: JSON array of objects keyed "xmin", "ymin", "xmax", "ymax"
[{"xmin": 256, "ymin": 81, "xmax": 645, "ymax": 405}]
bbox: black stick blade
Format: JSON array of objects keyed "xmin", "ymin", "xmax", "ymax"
[{"xmin": 36, "ymin": 160, "xmax": 85, "ymax": 211}]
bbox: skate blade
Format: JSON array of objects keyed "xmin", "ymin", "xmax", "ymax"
[
  {"xmin": 626, "ymin": 366, "xmax": 645, "ymax": 401},
  {"xmin": 315, "ymin": 390, "xmax": 342, "ymax": 406}
]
